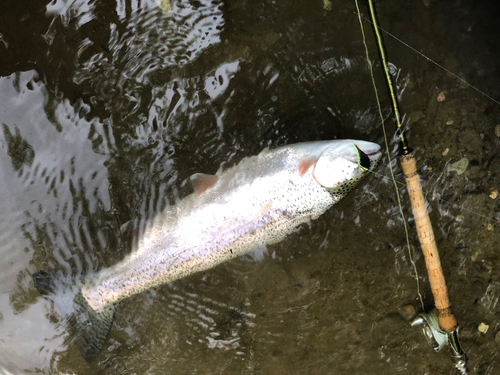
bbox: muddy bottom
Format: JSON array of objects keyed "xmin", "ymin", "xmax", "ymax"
[{"xmin": 0, "ymin": 0, "xmax": 499, "ymax": 374}]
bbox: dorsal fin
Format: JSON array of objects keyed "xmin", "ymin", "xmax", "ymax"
[
  {"xmin": 298, "ymin": 155, "xmax": 318, "ymax": 176},
  {"xmin": 190, "ymin": 173, "xmax": 218, "ymax": 194}
]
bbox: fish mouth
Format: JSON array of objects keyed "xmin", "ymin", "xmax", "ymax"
[
  {"xmin": 367, "ymin": 149, "xmax": 382, "ymax": 160},
  {"xmin": 363, "ymin": 146, "xmax": 382, "ymax": 171},
  {"xmin": 361, "ymin": 143, "xmax": 382, "ymax": 163},
  {"xmin": 344, "ymin": 141, "xmax": 382, "ymax": 169}
]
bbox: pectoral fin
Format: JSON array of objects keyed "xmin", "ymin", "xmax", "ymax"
[{"xmin": 298, "ymin": 155, "xmax": 318, "ymax": 176}]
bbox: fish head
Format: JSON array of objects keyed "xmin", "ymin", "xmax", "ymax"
[{"xmin": 312, "ymin": 140, "xmax": 382, "ymax": 195}]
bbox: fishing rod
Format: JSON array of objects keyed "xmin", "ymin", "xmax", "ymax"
[{"xmin": 360, "ymin": 0, "xmax": 468, "ymax": 373}]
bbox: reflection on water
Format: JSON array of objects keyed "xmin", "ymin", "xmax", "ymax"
[
  {"xmin": 72, "ymin": 0, "xmax": 224, "ymax": 120},
  {"xmin": 0, "ymin": 0, "xmax": 499, "ymax": 373}
]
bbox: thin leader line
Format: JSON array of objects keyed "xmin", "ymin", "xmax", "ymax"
[
  {"xmin": 354, "ymin": 0, "xmax": 424, "ymax": 309},
  {"xmin": 366, "ymin": 168, "xmax": 499, "ymax": 224},
  {"xmin": 356, "ymin": 13, "xmax": 500, "ymax": 107}
]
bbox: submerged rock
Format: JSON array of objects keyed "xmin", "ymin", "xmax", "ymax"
[
  {"xmin": 398, "ymin": 304, "xmax": 416, "ymax": 321},
  {"xmin": 490, "ymin": 190, "xmax": 498, "ymax": 200},
  {"xmin": 447, "ymin": 157, "xmax": 469, "ymax": 175},
  {"xmin": 478, "ymin": 322, "xmax": 489, "ymax": 334}
]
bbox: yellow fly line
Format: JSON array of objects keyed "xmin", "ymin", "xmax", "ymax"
[
  {"xmin": 353, "ymin": 0, "xmax": 423, "ymax": 309},
  {"xmin": 353, "ymin": 0, "xmax": 468, "ymax": 373}
]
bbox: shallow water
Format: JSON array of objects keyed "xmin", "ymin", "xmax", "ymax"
[{"xmin": 0, "ymin": 0, "xmax": 499, "ymax": 374}]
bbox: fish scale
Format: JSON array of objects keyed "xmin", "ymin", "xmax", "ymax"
[
  {"xmin": 84, "ymin": 143, "xmax": 339, "ymax": 309},
  {"xmin": 34, "ymin": 139, "xmax": 381, "ymax": 362}
]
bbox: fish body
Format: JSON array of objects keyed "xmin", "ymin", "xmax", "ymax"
[{"xmin": 34, "ymin": 139, "xmax": 381, "ymax": 361}]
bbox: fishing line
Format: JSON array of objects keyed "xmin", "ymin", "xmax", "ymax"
[
  {"xmin": 356, "ymin": 1, "xmax": 469, "ymax": 372},
  {"xmin": 366, "ymin": 168, "xmax": 499, "ymax": 224},
  {"xmin": 354, "ymin": 0, "xmax": 499, "ymax": 291},
  {"xmin": 355, "ymin": 13, "xmax": 500, "ymax": 107},
  {"xmin": 354, "ymin": 0, "xmax": 424, "ymax": 309}
]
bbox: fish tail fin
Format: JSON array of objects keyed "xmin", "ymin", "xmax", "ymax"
[
  {"xmin": 69, "ymin": 292, "xmax": 117, "ymax": 362},
  {"xmin": 33, "ymin": 270, "xmax": 117, "ymax": 363}
]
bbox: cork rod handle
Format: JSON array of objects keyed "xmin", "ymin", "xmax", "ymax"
[{"xmin": 399, "ymin": 153, "xmax": 458, "ymax": 333}]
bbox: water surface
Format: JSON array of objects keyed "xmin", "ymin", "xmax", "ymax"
[{"xmin": 0, "ymin": 0, "xmax": 499, "ymax": 373}]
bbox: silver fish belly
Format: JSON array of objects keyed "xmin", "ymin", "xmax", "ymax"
[
  {"xmin": 82, "ymin": 140, "xmax": 381, "ymax": 310},
  {"xmin": 33, "ymin": 139, "xmax": 381, "ymax": 362}
]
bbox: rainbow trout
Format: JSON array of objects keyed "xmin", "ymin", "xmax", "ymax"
[{"xmin": 34, "ymin": 139, "xmax": 381, "ymax": 362}]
